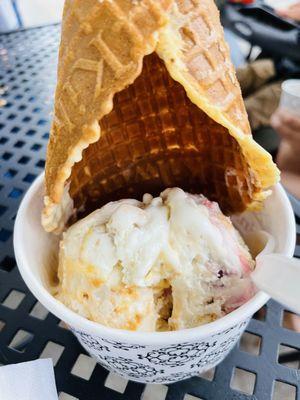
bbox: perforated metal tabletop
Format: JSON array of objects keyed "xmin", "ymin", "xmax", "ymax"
[{"xmin": 0, "ymin": 25, "xmax": 300, "ymax": 400}]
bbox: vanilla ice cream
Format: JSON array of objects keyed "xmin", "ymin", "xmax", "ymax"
[{"xmin": 55, "ymin": 188, "xmax": 255, "ymax": 331}]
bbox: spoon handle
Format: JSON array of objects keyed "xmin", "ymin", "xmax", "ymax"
[{"xmin": 252, "ymin": 254, "xmax": 300, "ymax": 314}]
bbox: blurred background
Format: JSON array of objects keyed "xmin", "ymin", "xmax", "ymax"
[
  {"xmin": 0, "ymin": 0, "xmax": 64, "ymax": 32},
  {"xmin": 0, "ymin": 0, "xmax": 298, "ymax": 32}
]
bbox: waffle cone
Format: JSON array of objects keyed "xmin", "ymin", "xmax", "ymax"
[{"xmin": 43, "ymin": 0, "xmax": 279, "ymax": 233}]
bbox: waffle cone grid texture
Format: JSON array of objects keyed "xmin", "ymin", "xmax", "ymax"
[{"xmin": 70, "ymin": 54, "xmax": 254, "ymax": 217}]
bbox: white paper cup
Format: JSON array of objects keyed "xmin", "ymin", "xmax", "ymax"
[
  {"xmin": 280, "ymin": 80, "xmax": 300, "ymax": 116},
  {"xmin": 14, "ymin": 174, "xmax": 296, "ymax": 384}
]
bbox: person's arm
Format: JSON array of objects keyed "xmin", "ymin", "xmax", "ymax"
[
  {"xmin": 271, "ymin": 109, "xmax": 300, "ymax": 143},
  {"xmin": 276, "ymin": 2, "xmax": 300, "ymax": 22},
  {"xmin": 271, "ymin": 108, "xmax": 300, "ymax": 199},
  {"xmin": 271, "ymin": 108, "xmax": 300, "ymax": 174}
]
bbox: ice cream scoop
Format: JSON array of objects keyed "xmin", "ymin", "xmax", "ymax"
[{"xmin": 55, "ymin": 188, "xmax": 256, "ymax": 331}]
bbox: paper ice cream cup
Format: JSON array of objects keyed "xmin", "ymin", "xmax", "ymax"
[{"xmin": 14, "ymin": 174, "xmax": 296, "ymax": 383}]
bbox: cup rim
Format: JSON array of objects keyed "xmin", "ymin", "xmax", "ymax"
[
  {"xmin": 281, "ymin": 79, "xmax": 300, "ymax": 97},
  {"xmin": 14, "ymin": 174, "xmax": 296, "ymax": 345}
]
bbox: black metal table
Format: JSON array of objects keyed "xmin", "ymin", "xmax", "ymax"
[{"xmin": 0, "ymin": 25, "xmax": 300, "ymax": 400}]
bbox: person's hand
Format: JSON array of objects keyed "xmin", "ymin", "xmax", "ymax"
[
  {"xmin": 271, "ymin": 108, "xmax": 300, "ymax": 145},
  {"xmin": 276, "ymin": 2, "xmax": 300, "ymax": 22},
  {"xmin": 271, "ymin": 108, "xmax": 300, "ymax": 178}
]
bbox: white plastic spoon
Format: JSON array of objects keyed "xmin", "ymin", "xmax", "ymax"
[{"xmin": 247, "ymin": 230, "xmax": 300, "ymax": 314}]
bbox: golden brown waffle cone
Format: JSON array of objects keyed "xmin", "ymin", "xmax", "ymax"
[{"xmin": 43, "ymin": 0, "xmax": 279, "ymax": 233}]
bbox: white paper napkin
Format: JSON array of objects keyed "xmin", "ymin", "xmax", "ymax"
[{"xmin": 0, "ymin": 359, "xmax": 58, "ymax": 400}]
